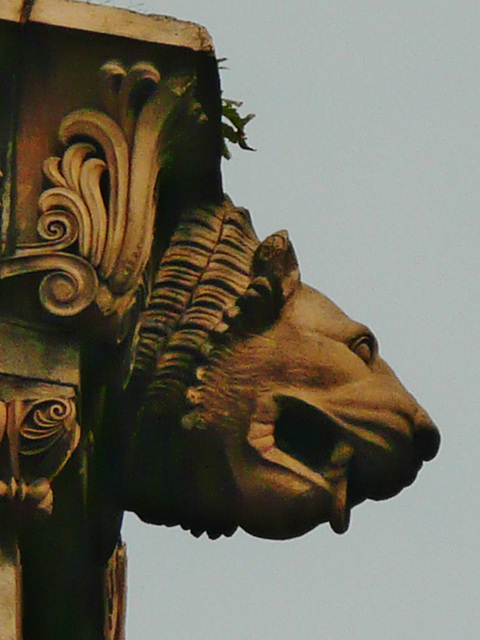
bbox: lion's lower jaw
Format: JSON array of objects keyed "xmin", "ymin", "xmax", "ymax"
[
  {"xmin": 244, "ymin": 439, "xmax": 354, "ymax": 537},
  {"xmin": 236, "ymin": 486, "xmax": 334, "ymax": 540}
]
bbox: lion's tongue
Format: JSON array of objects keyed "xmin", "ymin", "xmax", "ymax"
[{"xmin": 324, "ymin": 442, "xmax": 354, "ymax": 534}]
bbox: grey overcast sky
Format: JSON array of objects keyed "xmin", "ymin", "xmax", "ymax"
[{"xmin": 93, "ymin": 1, "xmax": 478, "ymax": 638}]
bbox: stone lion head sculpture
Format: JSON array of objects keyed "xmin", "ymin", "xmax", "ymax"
[{"xmin": 122, "ymin": 198, "xmax": 440, "ymax": 540}]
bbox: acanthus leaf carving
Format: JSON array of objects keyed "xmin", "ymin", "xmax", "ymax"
[
  {"xmin": 0, "ymin": 60, "xmax": 205, "ymax": 327},
  {"xmin": 51, "ymin": 108, "xmax": 130, "ymax": 284}
]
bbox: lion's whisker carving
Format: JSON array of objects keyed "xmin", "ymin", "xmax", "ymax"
[{"xmin": 122, "ymin": 197, "xmax": 440, "ymax": 540}]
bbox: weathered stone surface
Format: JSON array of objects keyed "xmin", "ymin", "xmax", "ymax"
[
  {"xmin": 122, "ymin": 198, "xmax": 440, "ymax": 539},
  {"xmin": 0, "ymin": 321, "xmax": 79, "ymax": 386},
  {"xmin": 0, "ymin": 0, "xmax": 213, "ymax": 51},
  {"xmin": 0, "ymin": 0, "xmax": 440, "ymax": 638},
  {"xmin": 0, "ymin": 529, "xmax": 21, "ymax": 640}
]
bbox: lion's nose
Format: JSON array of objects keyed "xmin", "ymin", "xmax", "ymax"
[{"xmin": 412, "ymin": 407, "xmax": 440, "ymax": 461}]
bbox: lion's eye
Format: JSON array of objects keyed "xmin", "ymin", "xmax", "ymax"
[{"xmin": 350, "ymin": 334, "xmax": 377, "ymax": 365}]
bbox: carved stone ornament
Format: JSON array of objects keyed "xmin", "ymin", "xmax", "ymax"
[
  {"xmin": 0, "ymin": 60, "xmax": 204, "ymax": 325},
  {"xmin": 0, "ymin": 2, "xmax": 442, "ymax": 636},
  {"xmin": 121, "ymin": 198, "xmax": 441, "ymax": 539},
  {"xmin": 0, "ymin": 397, "xmax": 80, "ymax": 515},
  {"xmin": 0, "ymin": 54, "xmax": 440, "ymax": 541}
]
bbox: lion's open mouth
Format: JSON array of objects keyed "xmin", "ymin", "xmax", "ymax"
[
  {"xmin": 247, "ymin": 394, "xmax": 355, "ymax": 534},
  {"xmin": 274, "ymin": 395, "xmax": 339, "ymax": 473}
]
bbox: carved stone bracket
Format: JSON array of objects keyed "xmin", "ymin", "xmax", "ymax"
[
  {"xmin": 0, "ymin": 397, "xmax": 80, "ymax": 515},
  {"xmin": 0, "ymin": 60, "xmax": 205, "ymax": 326}
]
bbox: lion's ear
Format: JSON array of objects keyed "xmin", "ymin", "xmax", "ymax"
[
  {"xmin": 214, "ymin": 231, "xmax": 300, "ymax": 339},
  {"xmin": 252, "ymin": 230, "xmax": 300, "ymax": 300}
]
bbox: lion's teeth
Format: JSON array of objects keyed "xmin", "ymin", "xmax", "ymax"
[
  {"xmin": 250, "ymin": 434, "xmax": 275, "ymax": 453},
  {"xmin": 329, "ymin": 476, "xmax": 350, "ymax": 534},
  {"xmin": 328, "ymin": 441, "xmax": 354, "ymax": 534},
  {"xmin": 331, "ymin": 441, "xmax": 354, "ymax": 467},
  {"xmin": 247, "ymin": 420, "xmax": 274, "ymax": 440}
]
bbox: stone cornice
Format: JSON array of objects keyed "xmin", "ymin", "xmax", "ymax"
[{"xmin": 0, "ymin": 0, "xmax": 214, "ymax": 53}]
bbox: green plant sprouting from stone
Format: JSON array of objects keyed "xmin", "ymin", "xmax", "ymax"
[
  {"xmin": 218, "ymin": 57, "xmax": 255, "ymax": 159},
  {"xmin": 221, "ymin": 98, "xmax": 255, "ymax": 159}
]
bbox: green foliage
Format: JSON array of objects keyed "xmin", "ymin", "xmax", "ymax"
[
  {"xmin": 217, "ymin": 57, "xmax": 255, "ymax": 159},
  {"xmin": 221, "ymin": 99, "xmax": 255, "ymax": 159}
]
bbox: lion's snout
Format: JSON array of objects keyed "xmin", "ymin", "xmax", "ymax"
[{"xmin": 412, "ymin": 406, "xmax": 440, "ymax": 462}]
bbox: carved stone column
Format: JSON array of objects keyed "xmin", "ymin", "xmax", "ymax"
[{"xmin": 0, "ymin": 1, "xmax": 222, "ymax": 638}]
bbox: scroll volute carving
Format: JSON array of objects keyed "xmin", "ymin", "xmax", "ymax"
[
  {"xmin": 0, "ymin": 397, "xmax": 80, "ymax": 515},
  {"xmin": 0, "ymin": 59, "xmax": 207, "ymax": 336}
]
